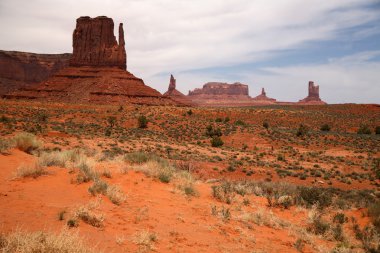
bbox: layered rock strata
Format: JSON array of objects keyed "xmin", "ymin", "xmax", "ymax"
[
  {"xmin": 299, "ymin": 81, "xmax": 326, "ymax": 104},
  {"xmin": 0, "ymin": 50, "xmax": 70, "ymax": 95}
]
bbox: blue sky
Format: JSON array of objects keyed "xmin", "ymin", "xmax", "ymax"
[{"xmin": 0, "ymin": 0, "xmax": 379, "ymax": 103}]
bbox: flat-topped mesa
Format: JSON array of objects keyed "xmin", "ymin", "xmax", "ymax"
[
  {"xmin": 252, "ymin": 87, "xmax": 276, "ymax": 102},
  {"xmin": 188, "ymin": 82, "xmax": 249, "ymax": 96},
  {"xmin": 69, "ymin": 16, "xmax": 126, "ymax": 69},
  {"xmin": 299, "ymin": 81, "xmax": 326, "ymax": 104}
]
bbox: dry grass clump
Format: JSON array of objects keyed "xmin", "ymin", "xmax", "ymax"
[
  {"xmin": 75, "ymin": 157, "xmax": 98, "ymax": 184},
  {"xmin": 15, "ymin": 163, "xmax": 48, "ymax": 179},
  {"xmin": 0, "ymin": 229, "xmax": 96, "ymax": 253},
  {"xmin": 132, "ymin": 230, "xmax": 158, "ymax": 251},
  {"xmin": 0, "ymin": 137, "xmax": 14, "ymax": 154},
  {"xmin": 74, "ymin": 204, "xmax": 105, "ymax": 228},
  {"xmin": 13, "ymin": 132, "xmax": 43, "ymax": 154},
  {"xmin": 106, "ymin": 185, "xmax": 127, "ymax": 205},
  {"xmin": 239, "ymin": 208, "xmax": 289, "ymax": 229}
]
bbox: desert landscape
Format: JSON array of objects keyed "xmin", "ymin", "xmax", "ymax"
[{"xmin": 0, "ymin": 2, "xmax": 380, "ymax": 253}]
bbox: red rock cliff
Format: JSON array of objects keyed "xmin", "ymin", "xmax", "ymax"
[
  {"xmin": 69, "ymin": 16, "xmax": 126, "ymax": 69},
  {"xmin": 0, "ymin": 50, "xmax": 70, "ymax": 95},
  {"xmin": 299, "ymin": 81, "xmax": 326, "ymax": 104},
  {"xmin": 188, "ymin": 82, "xmax": 249, "ymax": 96}
]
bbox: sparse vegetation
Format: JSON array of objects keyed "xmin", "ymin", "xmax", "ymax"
[
  {"xmin": 15, "ymin": 163, "xmax": 48, "ymax": 179},
  {"xmin": 138, "ymin": 115, "xmax": 148, "ymax": 128},
  {"xmin": 13, "ymin": 132, "xmax": 43, "ymax": 154}
]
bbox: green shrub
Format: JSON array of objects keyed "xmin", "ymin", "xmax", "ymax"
[
  {"xmin": 234, "ymin": 120, "xmax": 246, "ymax": 126},
  {"xmin": 298, "ymin": 187, "xmax": 332, "ymax": 209},
  {"xmin": 296, "ymin": 124, "xmax": 309, "ymax": 137},
  {"xmin": 13, "ymin": 132, "xmax": 43, "ymax": 154},
  {"xmin": 211, "ymin": 136, "xmax": 224, "ymax": 147},
  {"xmin": 375, "ymin": 126, "xmax": 380, "ymax": 135},
  {"xmin": 357, "ymin": 125, "xmax": 371, "ymax": 135},
  {"xmin": 263, "ymin": 121, "xmax": 269, "ymax": 129},
  {"xmin": 320, "ymin": 124, "xmax": 331, "ymax": 132},
  {"xmin": 138, "ymin": 116, "xmax": 148, "ymax": 128}
]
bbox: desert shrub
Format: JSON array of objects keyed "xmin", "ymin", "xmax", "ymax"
[
  {"xmin": 205, "ymin": 125, "xmax": 222, "ymax": 137},
  {"xmin": 133, "ymin": 230, "xmax": 157, "ymax": 252},
  {"xmin": 333, "ymin": 213, "xmax": 347, "ymax": 224},
  {"xmin": 376, "ymin": 126, "xmax": 380, "ymax": 135},
  {"xmin": 224, "ymin": 117, "xmax": 230, "ymax": 123},
  {"xmin": 234, "ymin": 120, "xmax": 246, "ymax": 126},
  {"xmin": 357, "ymin": 125, "xmax": 371, "ymax": 135},
  {"xmin": 38, "ymin": 151, "xmax": 68, "ymax": 167},
  {"xmin": 75, "ymin": 206, "xmax": 104, "ymax": 228},
  {"xmin": 76, "ymin": 158, "xmax": 98, "ymax": 183},
  {"xmin": 211, "ymin": 136, "xmax": 224, "ymax": 147},
  {"xmin": 298, "ymin": 186, "xmax": 332, "ymax": 209},
  {"xmin": 263, "ymin": 121, "xmax": 269, "ymax": 129},
  {"xmin": 124, "ymin": 152, "xmax": 164, "ymax": 165},
  {"xmin": 320, "ymin": 124, "xmax": 331, "ymax": 132},
  {"xmin": 215, "ymin": 117, "xmax": 223, "ymax": 122},
  {"xmin": 187, "ymin": 109, "xmax": 193, "ymax": 116},
  {"xmin": 107, "ymin": 116, "xmax": 116, "ymax": 128},
  {"xmin": 212, "ymin": 182, "xmax": 235, "ymax": 204},
  {"xmin": 88, "ymin": 180, "xmax": 109, "ymax": 196},
  {"xmin": 13, "ymin": 132, "xmax": 43, "ymax": 154},
  {"xmin": 67, "ymin": 218, "xmax": 78, "ymax": 228},
  {"xmin": 137, "ymin": 115, "xmax": 148, "ymax": 128},
  {"xmin": 16, "ymin": 163, "xmax": 48, "ymax": 179},
  {"xmin": 308, "ymin": 214, "xmax": 330, "ymax": 235},
  {"xmin": 296, "ymin": 124, "xmax": 309, "ymax": 137},
  {"xmin": 0, "ymin": 138, "xmax": 13, "ymax": 154},
  {"xmin": 0, "ymin": 229, "xmax": 95, "ymax": 253},
  {"xmin": 332, "ymin": 224, "xmax": 345, "ymax": 241},
  {"xmin": 106, "ymin": 185, "xmax": 127, "ymax": 205},
  {"xmin": 368, "ymin": 201, "xmax": 380, "ymax": 233}
]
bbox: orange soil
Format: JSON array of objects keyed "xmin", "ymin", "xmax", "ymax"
[{"xmin": 0, "ymin": 149, "xmax": 326, "ymax": 253}]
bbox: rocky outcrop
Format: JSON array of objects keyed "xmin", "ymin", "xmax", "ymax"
[
  {"xmin": 252, "ymin": 88, "xmax": 276, "ymax": 103},
  {"xmin": 163, "ymin": 75, "xmax": 193, "ymax": 106},
  {"xmin": 69, "ymin": 16, "xmax": 126, "ymax": 69},
  {"xmin": 5, "ymin": 16, "xmax": 177, "ymax": 106},
  {"xmin": 299, "ymin": 81, "xmax": 326, "ymax": 104},
  {"xmin": 187, "ymin": 82, "xmax": 256, "ymax": 106},
  {"xmin": 189, "ymin": 82, "xmax": 249, "ymax": 96},
  {"xmin": 0, "ymin": 50, "xmax": 70, "ymax": 95}
]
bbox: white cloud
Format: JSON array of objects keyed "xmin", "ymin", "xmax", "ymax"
[{"xmin": 0, "ymin": 0, "xmax": 379, "ymax": 103}]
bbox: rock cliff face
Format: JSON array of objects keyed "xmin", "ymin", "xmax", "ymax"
[
  {"xmin": 252, "ymin": 88, "xmax": 276, "ymax": 103},
  {"xmin": 69, "ymin": 16, "xmax": 126, "ymax": 69},
  {"xmin": 6, "ymin": 16, "xmax": 176, "ymax": 106},
  {"xmin": 0, "ymin": 50, "xmax": 70, "ymax": 95},
  {"xmin": 299, "ymin": 81, "xmax": 326, "ymax": 104},
  {"xmin": 163, "ymin": 75, "xmax": 193, "ymax": 106}
]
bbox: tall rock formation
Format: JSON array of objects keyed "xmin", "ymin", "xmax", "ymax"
[
  {"xmin": 252, "ymin": 88, "xmax": 276, "ymax": 103},
  {"xmin": 0, "ymin": 50, "xmax": 70, "ymax": 95},
  {"xmin": 163, "ymin": 74, "xmax": 193, "ymax": 106},
  {"xmin": 69, "ymin": 16, "xmax": 126, "ymax": 69},
  {"xmin": 6, "ymin": 16, "xmax": 176, "ymax": 105},
  {"xmin": 299, "ymin": 81, "xmax": 326, "ymax": 104}
]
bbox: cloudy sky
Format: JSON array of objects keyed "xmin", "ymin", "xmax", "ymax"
[{"xmin": 0, "ymin": 0, "xmax": 379, "ymax": 103}]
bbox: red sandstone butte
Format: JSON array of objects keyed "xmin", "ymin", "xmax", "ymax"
[
  {"xmin": 163, "ymin": 75, "xmax": 193, "ymax": 106},
  {"xmin": 299, "ymin": 81, "xmax": 326, "ymax": 105},
  {"xmin": 5, "ymin": 16, "xmax": 176, "ymax": 106}
]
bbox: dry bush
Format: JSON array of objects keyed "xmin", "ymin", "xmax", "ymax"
[
  {"xmin": 0, "ymin": 229, "xmax": 96, "ymax": 253},
  {"xmin": 239, "ymin": 208, "xmax": 289, "ymax": 229},
  {"xmin": 74, "ymin": 205, "xmax": 104, "ymax": 228},
  {"xmin": 0, "ymin": 138, "xmax": 14, "ymax": 154},
  {"xmin": 39, "ymin": 151, "xmax": 68, "ymax": 167},
  {"xmin": 13, "ymin": 132, "xmax": 43, "ymax": 154},
  {"xmin": 132, "ymin": 230, "xmax": 157, "ymax": 251},
  {"xmin": 106, "ymin": 185, "xmax": 126, "ymax": 205},
  {"xmin": 16, "ymin": 163, "xmax": 48, "ymax": 179},
  {"xmin": 75, "ymin": 157, "xmax": 98, "ymax": 184}
]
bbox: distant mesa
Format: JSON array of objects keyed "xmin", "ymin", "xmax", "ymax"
[
  {"xmin": 187, "ymin": 82, "xmax": 277, "ymax": 106},
  {"xmin": 252, "ymin": 88, "xmax": 276, "ymax": 103},
  {"xmin": 0, "ymin": 50, "xmax": 70, "ymax": 95},
  {"xmin": 163, "ymin": 74, "xmax": 193, "ymax": 106},
  {"xmin": 298, "ymin": 81, "xmax": 326, "ymax": 105},
  {"xmin": 5, "ymin": 16, "xmax": 177, "ymax": 105}
]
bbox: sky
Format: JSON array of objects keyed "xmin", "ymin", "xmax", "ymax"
[{"xmin": 0, "ymin": 0, "xmax": 379, "ymax": 103}]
